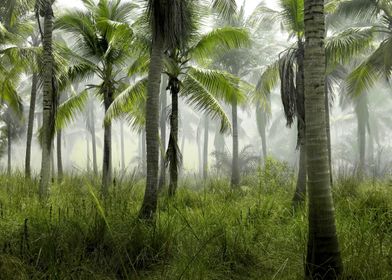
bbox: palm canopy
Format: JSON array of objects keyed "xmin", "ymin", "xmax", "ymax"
[
  {"xmin": 55, "ymin": 0, "xmax": 137, "ymax": 93},
  {"xmin": 332, "ymin": 0, "xmax": 392, "ymax": 96},
  {"xmin": 105, "ymin": 24, "xmax": 250, "ymax": 133}
]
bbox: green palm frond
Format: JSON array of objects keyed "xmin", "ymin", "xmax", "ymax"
[
  {"xmin": 246, "ymin": 3, "xmax": 280, "ymax": 31},
  {"xmin": 104, "ymin": 78, "xmax": 148, "ymax": 126},
  {"xmin": 254, "ymin": 61, "xmax": 279, "ymax": 110},
  {"xmin": 326, "ymin": 27, "xmax": 375, "ymax": 66},
  {"xmin": 280, "ymin": 0, "xmax": 304, "ymax": 36},
  {"xmin": 181, "ymin": 71, "xmax": 231, "ymax": 133},
  {"xmin": 211, "ymin": 0, "xmax": 237, "ymax": 19},
  {"xmin": 189, "ymin": 27, "xmax": 250, "ymax": 64},
  {"xmin": 128, "ymin": 55, "xmax": 150, "ymax": 77},
  {"xmin": 333, "ymin": 0, "xmax": 382, "ymax": 22},
  {"xmin": 56, "ymin": 89, "xmax": 89, "ymax": 130},
  {"xmin": 346, "ymin": 37, "xmax": 392, "ymax": 96}
]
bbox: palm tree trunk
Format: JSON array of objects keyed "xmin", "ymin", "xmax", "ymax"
[
  {"xmin": 139, "ymin": 34, "xmax": 163, "ymax": 219},
  {"xmin": 256, "ymin": 105, "xmax": 267, "ymax": 161},
  {"xmin": 57, "ymin": 130, "xmax": 63, "ymax": 181},
  {"xmin": 102, "ymin": 88, "xmax": 113, "ymax": 197},
  {"xmin": 39, "ymin": 1, "xmax": 55, "ymax": 199},
  {"xmin": 304, "ymin": 0, "xmax": 342, "ymax": 278},
  {"xmin": 231, "ymin": 96, "xmax": 240, "ymax": 187},
  {"xmin": 120, "ymin": 121, "xmax": 125, "ymax": 172},
  {"xmin": 356, "ymin": 93, "xmax": 368, "ymax": 176},
  {"xmin": 325, "ymin": 88, "xmax": 333, "ymax": 185},
  {"xmin": 7, "ymin": 122, "xmax": 11, "ymax": 175},
  {"xmin": 292, "ymin": 142, "xmax": 306, "ymax": 206},
  {"xmin": 203, "ymin": 116, "xmax": 209, "ymax": 180},
  {"xmin": 90, "ymin": 105, "xmax": 98, "ymax": 175},
  {"xmin": 25, "ymin": 73, "xmax": 38, "ymax": 178},
  {"xmin": 86, "ymin": 133, "xmax": 91, "ymax": 172},
  {"xmin": 159, "ymin": 74, "xmax": 168, "ymax": 190},
  {"xmin": 168, "ymin": 78, "xmax": 180, "ymax": 197}
]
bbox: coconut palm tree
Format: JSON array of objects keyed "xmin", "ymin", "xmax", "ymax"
[
  {"xmin": 303, "ymin": 0, "xmax": 343, "ymax": 277},
  {"xmin": 56, "ymin": 0, "xmax": 137, "ymax": 196}
]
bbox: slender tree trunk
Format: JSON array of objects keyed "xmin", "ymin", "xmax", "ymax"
[
  {"xmin": 7, "ymin": 123, "xmax": 11, "ymax": 175},
  {"xmin": 304, "ymin": 1, "xmax": 342, "ymax": 278},
  {"xmin": 197, "ymin": 131, "xmax": 203, "ymax": 177},
  {"xmin": 25, "ymin": 73, "xmax": 38, "ymax": 178},
  {"xmin": 57, "ymin": 130, "xmax": 63, "ymax": 181},
  {"xmin": 86, "ymin": 133, "xmax": 91, "ymax": 173},
  {"xmin": 203, "ymin": 116, "xmax": 209, "ymax": 180},
  {"xmin": 90, "ymin": 105, "xmax": 98, "ymax": 175},
  {"xmin": 325, "ymin": 85, "xmax": 333, "ymax": 185},
  {"xmin": 120, "ymin": 121, "xmax": 125, "ymax": 172},
  {"xmin": 167, "ymin": 78, "xmax": 180, "ymax": 197},
  {"xmin": 256, "ymin": 105, "xmax": 267, "ymax": 161},
  {"xmin": 139, "ymin": 34, "xmax": 163, "ymax": 219},
  {"xmin": 231, "ymin": 96, "xmax": 240, "ymax": 187},
  {"xmin": 293, "ymin": 40, "xmax": 306, "ymax": 204},
  {"xmin": 102, "ymin": 87, "xmax": 113, "ymax": 197},
  {"xmin": 159, "ymin": 74, "xmax": 168, "ymax": 190},
  {"xmin": 292, "ymin": 143, "xmax": 306, "ymax": 206},
  {"xmin": 356, "ymin": 93, "xmax": 368, "ymax": 176},
  {"xmin": 39, "ymin": 2, "xmax": 55, "ymax": 199}
]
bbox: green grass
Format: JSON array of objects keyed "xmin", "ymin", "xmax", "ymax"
[{"xmin": 0, "ymin": 167, "xmax": 391, "ymax": 279}]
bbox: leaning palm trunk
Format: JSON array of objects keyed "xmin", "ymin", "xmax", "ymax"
[
  {"xmin": 139, "ymin": 34, "xmax": 164, "ymax": 219},
  {"xmin": 39, "ymin": 1, "xmax": 56, "ymax": 199},
  {"xmin": 57, "ymin": 130, "xmax": 63, "ymax": 181},
  {"xmin": 167, "ymin": 78, "xmax": 180, "ymax": 197},
  {"xmin": 203, "ymin": 116, "xmax": 209, "ymax": 180},
  {"xmin": 102, "ymin": 87, "xmax": 113, "ymax": 197},
  {"xmin": 25, "ymin": 73, "xmax": 38, "ymax": 178},
  {"xmin": 231, "ymin": 96, "xmax": 240, "ymax": 187},
  {"xmin": 304, "ymin": 0, "xmax": 343, "ymax": 278}
]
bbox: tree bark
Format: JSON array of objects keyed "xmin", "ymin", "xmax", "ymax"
[
  {"xmin": 57, "ymin": 130, "xmax": 63, "ymax": 181},
  {"xmin": 102, "ymin": 86, "xmax": 113, "ymax": 197},
  {"xmin": 167, "ymin": 77, "xmax": 180, "ymax": 197},
  {"xmin": 203, "ymin": 116, "xmax": 209, "ymax": 180},
  {"xmin": 304, "ymin": 1, "xmax": 343, "ymax": 278},
  {"xmin": 159, "ymin": 74, "xmax": 168, "ymax": 190},
  {"xmin": 25, "ymin": 73, "xmax": 38, "ymax": 178},
  {"xmin": 139, "ymin": 34, "xmax": 163, "ymax": 219},
  {"xmin": 39, "ymin": 1, "xmax": 55, "ymax": 199},
  {"xmin": 231, "ymin": 96, "xmax": 240, "ymax": 187}
]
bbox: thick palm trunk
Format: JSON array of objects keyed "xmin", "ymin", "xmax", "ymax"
[
  {"xmin": 139, "ymin": 34, "xmax": 163, "ymax": 219},
  {"xmin": 203, "ymin": 116, "xmax": 209, "ymax": 180},
  {"xmin": 102, "ymin": 88, "xmax": 113, "ymax": 197},
  {"xmin": 304, "ymin": 1, "xmax": 342, "ymax": 278},
  {"xmin": 25, "ymin": 73, "xmax": 38, "ymax": 178},
  {"xmin": 231, "ymin": 96, "xmax": 240, "ymax": 187},
  {"xmin": 159, "ymin": 74, "xmax": 168, "ymax": 190},
  {"xmin": 39, "ymin": 2, "xmax": 55, "ymax": 199},
  {"xmin": 7, "ymin": 123, "xmax": 11, "ymax": 175},
  {"xmin": 120, "ymin": 121, "xmax": 125, "ymax": 172},
  {"xmin": 57, "ymin": 130, "xmax": 63, "ymax": 181},
  {"xmin": 167, "ymin": 78, "xmax": 180, "ymax": 197}
]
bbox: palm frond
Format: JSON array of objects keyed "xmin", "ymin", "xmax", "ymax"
[{"xmin": 56, "ymin": 89, "xmax": 89, "ymax": 130}]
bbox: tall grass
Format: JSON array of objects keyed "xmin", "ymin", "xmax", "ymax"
[{"xmin": 0, "ymin": 166, "xmax": 391, "ymax": 279}]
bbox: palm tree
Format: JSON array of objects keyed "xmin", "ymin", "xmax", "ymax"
[
  {"xmin": 56, "ymin": 0, "xmax": 136, "ymax": 197},
  {"xmin": 35, "ymin": 0, "xmax": 56, "ymax": 199},
  {"xmin": 303, "ymin": 0, "xmax": 343, "ymax": 277}
]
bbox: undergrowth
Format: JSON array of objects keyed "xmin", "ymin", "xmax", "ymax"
[{"xmin": 0, "ymin": 166, "xmax": 391, "ymax": 279}]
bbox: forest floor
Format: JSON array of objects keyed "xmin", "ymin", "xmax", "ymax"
[{"xmin": 0, "ymin": 162, "xmax": 391, "ymax": 279}]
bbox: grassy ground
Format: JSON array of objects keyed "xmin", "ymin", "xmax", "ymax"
[{"xmin": 0, "ymin": 162, "xmax": 391, "ymax": 279}]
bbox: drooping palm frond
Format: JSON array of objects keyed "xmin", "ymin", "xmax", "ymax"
[
  {"xmin": 181, "ymin": 70, "xmax": 231, "ymax": 133},
  {"xmin": 254, "ymin": 61, "xmax": 279, "ymax": 110},
  {"xmin": 279, "ymin": 47, "xmax": 297, "ymax": 127},
  {"xmin": 346, "ymin": 37, "xmax": 392, "ymax": 96},
  {"xmin": 326, "ymin": 27, "xmax": 376, "ymax": 66},
  {"xmin": 280, "ymin": 0, "xmax": 304, "ymax": 36},
  {"xmin": 56, "ymin": 89, "xmax": 88, "ymax": 130},
  {"xmin": 104, "ymin": 78, "xmax": 148, "ymax": 127},
  {"xmin": 333, "ymin": 0, "xmax": 384, "ymax": 22},
  {"xmin": 189, "ymin": 27, "xmax": 250, "ymax": 64}
]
